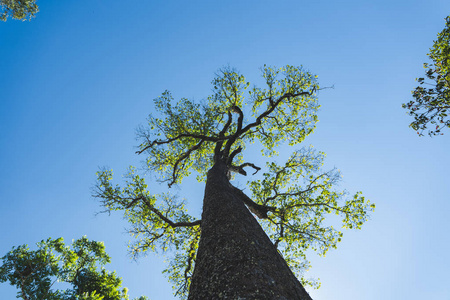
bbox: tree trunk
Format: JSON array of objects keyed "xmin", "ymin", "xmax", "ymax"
[{"xmin": 188, "ymin": 160, "xmax": 313, "ymax": 300}]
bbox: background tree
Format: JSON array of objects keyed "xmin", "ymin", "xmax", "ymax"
[
  {"xmin": 403, "ymin": 16, "xmax": 450, "ymax": 136},
  {"xmin": 95, "ymin": 65, "xmax": 375, "ymax": 299},
  {"xmin": 0, "ymin": 236, "xmax": 147, "ymax": 300},
  {"xmin": 0, "ymin": 0, "xmax": 38, "ymax": 21}
]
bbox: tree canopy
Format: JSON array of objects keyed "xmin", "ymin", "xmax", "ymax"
[
  {"xmin": 0, "ymin": 0, "xmax": 38, "ymax": 21},
  {"xmin": 403, "ymin": 16, "xmax": 450, "ymax": 136},
  {"xmin": 0, "ymin": 236, "xmax": 147, "ymax": 300},
  {"xmin": 94, "ymin": 65, "xmax": 375, "ymax": 298}
]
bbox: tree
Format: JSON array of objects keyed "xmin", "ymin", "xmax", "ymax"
[
  {"xmin": 0, "ymin": 236, "xmax": 147, "ymax": 300},
  {"xmin": 403, "ymin": 16, "xmax": 450, "ymax": 136},
  {"xmin": 95, "ymin": 65, "xmax": 375, "ymax": 299},
  {"xmin": 0, "ymin": 0, "xmax": 39, "ymax": 21}
]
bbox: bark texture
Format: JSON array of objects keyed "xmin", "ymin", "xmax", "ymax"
[{"xmin": 188, "ymin": 161, "xmax": 313, "ymax": 300}]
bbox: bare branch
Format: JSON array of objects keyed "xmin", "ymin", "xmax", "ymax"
[
  {"xmin": 231, "ymin": 105, "xmax": 244, "ymax": 132},
  {"xmin": 214, "ymin": 111, "xmax": 233, "ymax": 159},
  {"xmin": 239, "ymin": 162, "xmax": 261, "ymax": 175},
  {"xmin": 228, "ymin": 161, "xmax": 261, "ymax": 176},
  {"xmin": 223, "ymin": 105, "xmax": 244, "ymax": 158},
  {"xmin": 227, "ymin": 146, "xmax": 242, "ymax": 165},
  {"xmin": 231, "ymin": 186, "xmax": 276, "ymax": 219}
]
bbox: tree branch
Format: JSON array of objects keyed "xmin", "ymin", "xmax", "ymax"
[
  {"xmin": 223, "ymin": 105, "xmax": 244, "ymax": 158},
  {"xmin": 264, "ymin": 167, "xmax": 331, "ymax": 204},
  {"xmin": 239, "ymin": 91, "xmax": 313, "ymax": 136},
  {"xmin": 227, "ymin": 146, "xmax": 242, "ymax": 165},
  {"xmin": 127, "ymin": 196, "xmax": 201, "ymax": 228},
  {"xmin": 169, "ymin": 140, "xmax": 204, "ymax": 187},
  {"xmin": 272, "ymin": 211, "xmax": 286, "ymax": 248},
  {"xmin": 137, "ymin": 132, "xmax": 226, "ymax": 155},
  {"xmin": 231, "ymin": 186, "xmax": 276, "ymax": 219},
  {"xmin": 238, "ymin": 162, "xmax": 261, "ymax": 175},
  {"xmin": 214, "ymin": 111, "xmax": 233, "ymax": 159},
  {"xmin": 221, "ymin": 91, "xmax": 313, "ymax": 164}
]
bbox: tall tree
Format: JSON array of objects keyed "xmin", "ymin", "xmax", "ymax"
[
  {"xmin": 0, "ymin": 237, "xmax": 147, "ymax": 300},
  {"xmin": 0, "ymin": 0, "xmax": 38, "ymax": 21},
  {"xmin": 95, "ymin": 65, "xmax": 375, "ymax": 299},
  {"xmin": 403, "ymin": 16, "xmax": 450, "ymax": 136}
]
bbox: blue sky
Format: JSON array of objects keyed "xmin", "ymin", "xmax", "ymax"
[{"xmin": 1, "ymin": 1, "xmax": 450, "ymax": 299}]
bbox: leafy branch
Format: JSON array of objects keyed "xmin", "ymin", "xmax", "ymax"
[
  {"xmin": 248, "ymin": 147, "xmax": 375, "ymax": 283},
  {"xmin": 403, "ymin": 15, "xmax": 450, "ymax": 136}
]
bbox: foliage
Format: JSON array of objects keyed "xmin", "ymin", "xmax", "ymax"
[
  {"xmin": 95, "ymin": 168, "xmax": 200, "ymax": 300},
  {"xmin": 94, "ymin": 65, "xmax": 374, "ymax": 298},
  {"xmin": 0, "ymin": 0, "xmax": 38, "ymax": 21},
  {"xmin": 0, "ymin": 237, "xmax": 144, "ymax": 300},
  {"xmin": 403, "ymin": 16, "xmax": 450, "ymax": 136},
  {"xmin": 249, "ymin": 147, "xmax": 374, "ymax": 287}
]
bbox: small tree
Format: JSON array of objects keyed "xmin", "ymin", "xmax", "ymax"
[
  {"xmin": 0, "ymin": 237, "xmax": 146, "ymax": 300},
  {"xmin": 0, "ymin": 0, "xmax": 38, "ymax": 21},
  {"xmin": 95, "ymin": 65, "xmax": 375, "ymax": 299},
  {"xmin": 403, "ymin": 16, "xmax": 450, "ymax": 136}
]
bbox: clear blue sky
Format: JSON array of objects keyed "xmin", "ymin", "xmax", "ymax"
[{"xmin": 1, "ymin": 1, "xmax": 450, "ymax": 299}]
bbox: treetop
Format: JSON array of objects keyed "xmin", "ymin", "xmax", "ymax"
[{"xmin": 136, "ymin": 65, "xmax": 320, "ymax": 186}]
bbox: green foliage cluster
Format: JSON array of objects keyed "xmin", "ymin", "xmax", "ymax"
[
  {"xmin": 0, "ymin": 0, "xmax": 38, "ymax": 21},
  {"xmin": 0, "ymin": 237, "xmax": 140, "ymax": 300},
  {"xmin": 249, "ymin": 147, "xmax": 374, "ymax": 287},
  {"xmin": 95, "ymin": 66, "xmax": 374, "ymax": 298},
  {"xmin": 138, "ymin": 91, "xmax": 220, "ymax": 185},
  {"xmin": 403, "ymin": 16, "xmax": 450, "ymax": 136},
  {"xmin": 247, "ymin": 66, "xmax": 319, "ymax": 154},
  {"xmin": 96, "ymin": 168, "xmax": 200, "ymax": 299}
]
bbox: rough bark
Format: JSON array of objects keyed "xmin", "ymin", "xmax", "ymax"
[{"xmin": 188, "ymin": 160, "xmax": 313, "ymax": 300}]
